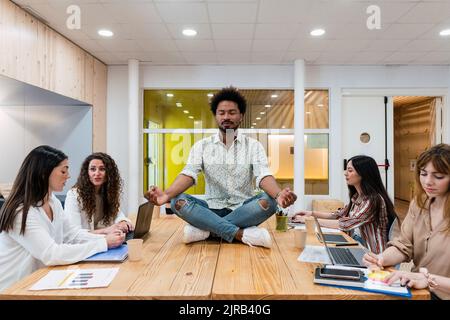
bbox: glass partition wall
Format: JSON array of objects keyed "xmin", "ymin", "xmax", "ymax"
[{"xmin": 143, "ymin": 89, "xmax": 329, "ymax": 195}]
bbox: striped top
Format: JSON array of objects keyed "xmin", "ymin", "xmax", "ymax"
[{"xmin": 333, "ymin": 193, "xmax": 389, "ymax": 254}]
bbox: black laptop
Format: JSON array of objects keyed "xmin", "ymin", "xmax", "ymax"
[
  {"xmin": 314, "ymin": 217, "xmax": 367, "ymax": 268},
  {"xmin": 125, "ymin": 201, "xmax": 154, "ymax": 242}
]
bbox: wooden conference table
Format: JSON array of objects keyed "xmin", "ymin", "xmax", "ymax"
[{"xmin": 0, "ymin": 214, "xmax": 429, "ymax": 300}]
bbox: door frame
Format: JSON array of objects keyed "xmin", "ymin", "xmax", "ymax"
[{"xmin": 340, "ymin": 88, "xmax": 447, "ymax": 201}]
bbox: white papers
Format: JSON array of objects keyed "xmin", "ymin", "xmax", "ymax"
[
  {"xmin": 298, "ymin": 245, "xmax": 332, "ymax": 264},
  {"xmin": 293, "ymin": 225, "xmax": 341, "ymax": 234},
  {"xmin": 364, "ymin": 279, "xmax": 408, "ymax": 295},
  {"xmin": 29, "ymin": 268, "xmax": 119, "ymax": 291}
]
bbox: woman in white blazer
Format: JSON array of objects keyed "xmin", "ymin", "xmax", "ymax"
[
  {"xmin": 0, "ymin": 146, "xmax": 124, "ymax": 291},
  {"xmin": 65, "ymin": 152, "xmax": 134, "ymax": 235}
]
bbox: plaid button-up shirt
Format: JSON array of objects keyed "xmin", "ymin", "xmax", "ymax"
[{"xmin": 334, "ymin": 194, "xmax": 389, "ymax": 254}]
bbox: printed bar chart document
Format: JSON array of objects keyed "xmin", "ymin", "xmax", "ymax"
[{"xmin": 29, "ymin": 268, "xmax": 119, "ymax": 290}]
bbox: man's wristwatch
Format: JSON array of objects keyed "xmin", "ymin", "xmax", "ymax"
[{"xmin": 274, "ymin": 191, "xmax": 282, "ymax": 200}]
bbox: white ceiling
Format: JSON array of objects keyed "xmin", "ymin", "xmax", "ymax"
[{"xmin": 12, "ymin": 0, "xmax": 450, "ymax": 66}]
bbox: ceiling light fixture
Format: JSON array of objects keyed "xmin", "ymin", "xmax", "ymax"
[
  {"xmin": 256, "ymin": 117, "xmax": 261, "ymax": 120},
  {"xmin": 260, "ymin": 112, "xmax": 265, "ymax": 115},
  {"xmin": 440, "ymin": 29, "xmax": 450, "ymax": 36},
  {"xmin": 310, "ymin": 28, "xmax": 325, "ymax": 36},
  {"xmin": 265, "ymin": 104, "xmax": 271, "ymax": 108},
  {"xmin": 252, "ymin": 123, "xmax": 257, "ymax": 126},
  {"xmin": 207, "ymin": 93, "xmax": 214, "ymax": 97},
  {"xmin": 98, "ymin": 29, "xmax": 114, "ymax": 37},
  {"xmin": 182, "ymin": 28, "xmax": 197, "ymax": 37},
  {"xmin": 176, "ymin": 102, "xmax": 182, "ymax": 107},
  {"xmin": 166, "ymin": 93, "xmax": 174, "ymax": 97},
  {"xmin": 317, "ymin": 104, "xmax": 324, "ymax": 107},
  {"xmin": 188, "ymin": 116, "xmax": 194, "ymax": 119},
  {"xmin": 271, "ymin": 94, "xmax": 278, "ymax": 98},
  {"xmin": 306, "ymin": 111, "xmax": 311, "ymax": 114},
  {"xmin": 282, "ymin": 126, "xmax": 286, "ymax": 129},
  {"xmin": 183, "ymin": 110, "xmax": 189, "ymax": 114}
]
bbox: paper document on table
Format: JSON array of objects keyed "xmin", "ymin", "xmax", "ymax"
[
  {"xmin": 298, "ymin": 245, "xmax": 332, "ymax": 264},
  {"xmin": 293, "ymin": 225, "xmax": 341, "ymax": 234},
  {"xmin": 29, "ymin": 268, "xmax": 119, "ymax": 291}
]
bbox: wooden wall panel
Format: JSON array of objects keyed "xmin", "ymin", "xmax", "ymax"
[
  {"xmin": 92, "ymin": 58, "xmax": 107, "ymax": 152},
  {"xmin": 0, "ymin": 0, "xmax": 107, "ymax": 151}
]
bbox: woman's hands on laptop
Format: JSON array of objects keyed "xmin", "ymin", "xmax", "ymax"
[
  {"xmin": 291, "ymin": 210, "xmax": 313, "ymax": 223},
  {"xmin": 145, "ymin": 186, "xmax": 170, "ymax": 206},
  {"xmin": 105, "ymin": 230, "xmax": 125, "ymax": 248},
  {"xmin": 116, "ymin": 221, "xmax": 134, "ymax": 233}
]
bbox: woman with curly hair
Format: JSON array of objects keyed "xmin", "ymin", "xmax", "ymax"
[{"xmin": 65, "ymin": 153, "xmax": 134, "ymax": 235}]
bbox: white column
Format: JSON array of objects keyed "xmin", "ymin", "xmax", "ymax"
[
  {"xmin": 128, "ymin": 59, "xmax": 140, "ymax": 215},
  {"xmin": 294, "ymin": 59, "xmax": 305, "ymax": 210}
]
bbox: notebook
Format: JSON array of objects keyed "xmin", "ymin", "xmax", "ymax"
[
  {"xmin": 313, "ymin": 267, "xmax": 412, "ymax": 298},
  {"xmin": 84, "ymin": 244, "xmax": 128, "ymax": 262}
]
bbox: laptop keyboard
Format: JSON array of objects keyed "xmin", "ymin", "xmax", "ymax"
[{"xmin": 329, "ymin": 247, "xmax": 360, "ymax": 265}]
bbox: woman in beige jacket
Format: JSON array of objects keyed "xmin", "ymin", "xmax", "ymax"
[{"xmin": 363, "ymin": 144, "xmax": 450, "ymax": 300}]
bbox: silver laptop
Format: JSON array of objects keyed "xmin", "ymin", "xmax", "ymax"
[{"xmin": 314, "ymin": 217, "xmax": 367, "ymax": 268}]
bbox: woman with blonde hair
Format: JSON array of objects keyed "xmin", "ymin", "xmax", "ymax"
[
  {"xmin": 65, "ymin": 152, "xmax": 133, "ymax": 235},
  {"xmin": 363, "ymin": 144, "xmax": 450, "ymax": 300}
]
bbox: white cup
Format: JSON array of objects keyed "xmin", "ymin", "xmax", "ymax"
[
  {"xmin": 294, "ymin": 229, "xmax": 307, "ymax": 249},
  {"xmin": 127, "ymin": 239, "xmax": 143, "ymax": 261}
]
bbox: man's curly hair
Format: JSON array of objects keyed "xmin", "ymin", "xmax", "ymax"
[
  {"xmin": 210, "ymin": 86, "xmax": 247, "ymax": 115},
  {"xmin": 74, "ymin": 153, "xmax": 123, "ymax": 226}
]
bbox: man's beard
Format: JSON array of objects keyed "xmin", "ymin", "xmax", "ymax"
[{"xmin": 219, "ymin": 121, "xmax": 238, "ymax": 133}]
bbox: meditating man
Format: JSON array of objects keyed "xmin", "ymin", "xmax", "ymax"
[{"xmin": 145, "ymin": 86, "xmax": 296, "ymax": 248}]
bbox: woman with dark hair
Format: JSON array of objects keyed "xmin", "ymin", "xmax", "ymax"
[
  {"xmin": 364, "ymin": 144, "xmax": 450, "ymax": 300},
  {"xmin": 0, "ymin": 146, "xmax": 124, "ymax": 291},
  {"xmin": 65, "ymin": 152, "xmax": 133, "ymax": 235},
  {"xmin": 293, "ymin": 155, "xmax": 397, "ymax": 254}
]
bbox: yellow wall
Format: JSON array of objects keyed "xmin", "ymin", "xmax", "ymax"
[{"xmin": 143, "ymin": 90, "xmax": 209, "ymax": 194}]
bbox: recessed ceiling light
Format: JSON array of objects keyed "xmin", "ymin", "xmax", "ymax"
[
  {"xmin": 317, "ymin": 104, "xmax": 324, "ymax": 107},
  {"xmin": 251, "ymin": 126, "xmax": 254, "ymax": 129},
  {"xmin": 440, "ymin": 29, "xmax": 450, "ymax": 36},
  {"xmin": 98, "ymin": 29, "xmax": 113, "ymax": 37},
  {"xmin": 166, "ymin": 93, "xmax": 174, "ymax": 97},
  {"xmin": 256, "ymin": 117, "xmax": 261, "ymax": 120},
  {"xmin": 183, "ymin": 110, "xmax": 189, "ymax": 114},
  {"xmin": 282, "ymin": 125, "xmax": 286, "ymax": 129},
  {"xmin": 176, "ymin": 102, "xmax": 182, "ymax": 107},
  {"xmin": 271, "ymin": 94, "xmax": 278, "ymax": 98},
  {"xmin": 265, "ymin": 104, "xmax": 271, "ymax": 108},
  {"xmin": 260, "ymin": 112, "xmax": 265, "ymax": 115},
  {"xmin": 207, "ymin": 93, "xmax": 214, "ymax": 97},
  {"xmin": 252, "ymin": 122, "xmax": 257, "ymax": 126},
  {"xmin": 188, "ymin": 116, "xmax": 194, "ymax": 119},
  {"xmin": 306, "ymin": 111, "xmax": 311, "ymax": 114},
  {"xmin": 310, "ymin": 28, "xmax": 325, "ymax": 37},
  {"xmin": 182, "ymin": 28, "xmax": 197, "ymax": 37}
]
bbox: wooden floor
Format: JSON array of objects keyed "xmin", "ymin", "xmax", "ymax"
[{"xmin": 0, "ymin": 215, "xmax": 429, "ymax": 300}]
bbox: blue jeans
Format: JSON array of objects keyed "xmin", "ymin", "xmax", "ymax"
[{"xmin": 170, "ymin": 192, "xmax": 278, "ymax": 243}]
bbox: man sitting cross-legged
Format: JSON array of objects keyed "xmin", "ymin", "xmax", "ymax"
[{"xmin": 145, "ymin": 87, "xmax": 297, "ymax": 248}]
